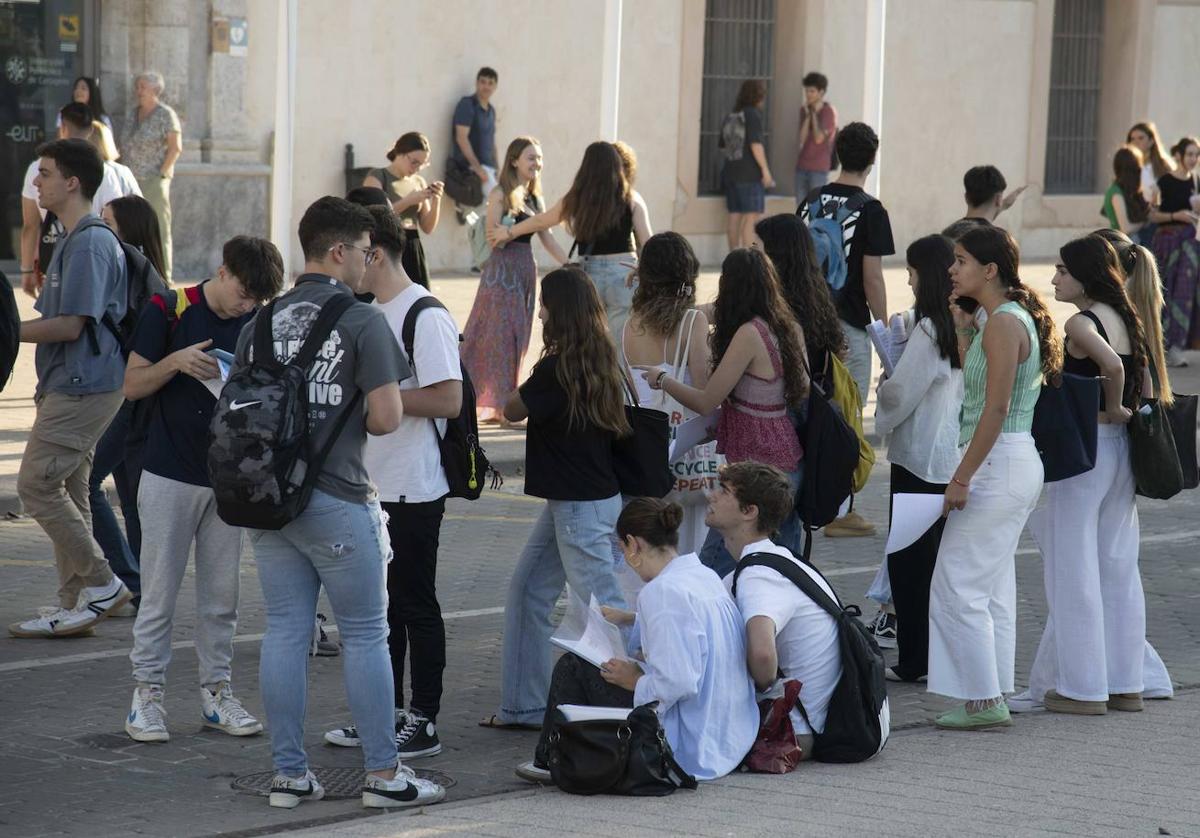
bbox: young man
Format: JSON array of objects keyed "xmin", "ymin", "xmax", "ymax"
[
  {"xmin": 9, "ymin": 138, "xmax": 132, "ymax": 639},
  {"xmin": 942, "ymin": 165, "xmax": 1026, "ymax": 239},
  {"xmin": 235, "ymin": 196, "xmax": 444, "ymax": 810},
  {"xmin": 121, "ymin": 236, "xmax": 284, "ymax": 743},
  {"xmin": 451, "ymin": 66, "xmax": 499, "ymax": 271},
  {"xmin": 706, "ymin": 461, "xmax": 842, "ymax": 758},
  {"xmin": 794, "ymin": 72, "xmax": 838, "ymax": 199},
  {"xmin": 324, "ymin": 208, "xmax": 463, "ymax": 759}
]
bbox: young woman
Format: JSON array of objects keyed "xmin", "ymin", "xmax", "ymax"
[
  {"xmin": 1101, "ymin": 146, "xmax": 1150, "ymax": 237},
  {"xmin": 721, "ymin": 79, "xmax": 775, "ymax": 250},
  {"xmin": 58, "ymin": 76, "xmax": 112, "ymax": 130},
  {"xmin": 928, "ymin": 225, "xmax": 1060, "ymax": 730},
  {"xmin": 636, "ymin": 248, "xmax": 807, "ymax": 577},
  {"xmin": 515, "ymin": 497, "xmax": 758, "ymax": 784},
  {"xmin": 490, "ymin": 141, "xmax": 651, "ymax": 341},
  {"xmin": 483, "ymin": 267, "xmax": 631, "ymax": 730},
  {"xmin": 461, "ymin": 136, "xmax": 567, "ymax": 424},
  {"xmin": 621, "ymin": 232, "xmax": 711, "ymax": 553},
  {"xmin": 1148, "ymin": 136, "xmax": 1200, "ymax": 365},
  {"xmin": 362, "ymin": 132, "xmax": 443, "ymax": 289},
  {"xmin": 1126, "ymin": 121, "xmax": 1173, "ymax": 205},
  {"xmin": 875, "ymin": 235, "xmax": 963, "ymax": 683},
  {"xmin": 103, "ymin": 195, "xmax": 167, "ymax": 283}
]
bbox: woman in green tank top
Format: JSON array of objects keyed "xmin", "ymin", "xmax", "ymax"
[{"xmin": 927, "ymin": 226, "xmax": 1062, "ymax": 731}]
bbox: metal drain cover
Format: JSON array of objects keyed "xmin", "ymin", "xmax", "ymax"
[{"xmin": 232, "ymin": 767, "xmax": 455, "ymax": 800}]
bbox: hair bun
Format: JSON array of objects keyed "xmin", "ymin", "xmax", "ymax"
[{"xmin": 659, "ymin": 502, "xmax": 683, "ymax": 532}]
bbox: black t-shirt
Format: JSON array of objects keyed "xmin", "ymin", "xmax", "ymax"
[
  {"xmin": 131, "ymin": 282, "xmax": 256, "ymax": 487},
  {"xmin": 520, "ymin": 355, "xmax": 619, "ymax": 501},
  {"xmin": 723, "ymin": 107, "xmax": 766, "ymax": 184},
  {"xmin": 798, "ymin": 183, "xmax": 895, "ymax": 329},
  {"xmin": 1157, "ymin": 173, "xmax": 1198, "ymax": 214}
]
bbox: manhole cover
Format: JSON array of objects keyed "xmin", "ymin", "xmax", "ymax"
[{"xmin": 232, "ymin": 767, "xmax": 455, "ymax": 800}]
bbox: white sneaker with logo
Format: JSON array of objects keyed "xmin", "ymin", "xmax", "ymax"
[
  {"xmin": 126, "ymin": 685, "xmax": 169, "ymax": 742},
  {"xmin": 269, "ymin": 770, "xmax": 325, "ymax": 809},
  {"xmin": 9, "ymin": 606, "xmax": 89, "ymax": 638},
  {"xmin": 201, "ymin": 683, "xmax": 263, "ymax": 736},
  {"xmin": 361, "ymin": 765, "xmax": 445, "ymax": 809},
  {"xmin": 56, "ymin": 577, "xmax": 132, "ymax": 635}
]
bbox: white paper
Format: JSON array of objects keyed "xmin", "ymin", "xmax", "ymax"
[
  {"xmin": 884, "ymin": 493, "xmax": 946, "ymax": 554},
  {"xmin": 867, "ymin": 314, "xmax": 909, "ymax": 378},
  {"xmin": 670, "ymin": 409, "xmax": 719, "ymax": 459},
  {"xmin": 550, "ymin": 591, "xmax": 628, "ymax": 669},
  {"xmin": 557, "ymin": 704, "xmax": 633, "ymax": 723},
  {"xmin": 202, "ymin": 357, "xmax": 232, "ymax": 399}
]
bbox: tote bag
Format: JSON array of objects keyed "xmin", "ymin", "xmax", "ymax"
[
  {"xmin": 1031, "ymin": 373, "xmax": 1100, "ymax": 483},
  {"xmin": 1164, "ymin": 392, "xmax": 1199, "ymax": 490},
  {"xmin": 612, "ymin": 375, "xmax": 672, "ymax": 498}
]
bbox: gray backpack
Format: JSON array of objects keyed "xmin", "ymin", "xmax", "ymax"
[{"xmin": 719, "ymin": 110, "xmax": 747, "ymax": 162}]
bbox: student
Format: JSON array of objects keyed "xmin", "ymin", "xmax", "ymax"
[
  {"xmin": 794, "ymin": 71, "xmax": 838, "ymax": 200},
  {"xmin": 121, "ymin": 236, "xmax": 283, "ymax": 743},
  {"xmin": 710, "ymin": 461, "xmax": 841, "ymax": 758},
  {"xmin": 1147, "ymin": 136, "xmax": 1200, "ymax": 367},
  {"xmin": 875, "ymin": 235, "xmax": 963, "ymax": 683},
  {"xmin": 363, "ymin": 132, "xmax": 444, "ymax": 289},
  {"xmin": 65, "ymin": 75, "xmax": 113, "ymax": 130},
  {"xmin": 9, "ymin": 138, "xmax": 132, "ymax": 639},
  {"xmin": 942, "ymin": 165, "xmax": 1026, "ymax": 240},
  {"xmin": 482, "ymin": 266, "xmax": 631, "ymax": 730},
  {"xmin": 515, "ymin": 497, "xmax": 758, "ymax": 784},
  {"xmin": 1101, "ymin": 147, "xmax": 1151, "ymax": 237},
  {"xmin": 451, "ymin": 67, "xmax": 499, "ymax": 271},
  {"xmin": 324, "ymin": 207, "xmax": 463, "ymax": 759},
  {"xmin": 721, "ymin": 79, "xmax": 775, "ymax": 250},
  {"xmin": 928, "ymin": 225, "xmax": 1060, "ymax": 730},
  {"xmin": 1126, "ymin": 121, "xmax": 1174, "ymax": 206},
  {"xmin": 234, "ymin": 196, "xmax": 444, "ymax": 810}
]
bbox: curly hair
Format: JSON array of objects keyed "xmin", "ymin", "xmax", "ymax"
[{"xmin": 629, "ymin": 232, "xmax": 699, "ymax": 338}]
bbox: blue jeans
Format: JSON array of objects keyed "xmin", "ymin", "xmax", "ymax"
[
  {"xmin": 498, "ymin": 495, "xmax": 626, "ymax": 724},
  {"xmin": 88, "ymin": 401, "xmax": 141, "ymax": 596},
  {"xmin": 580, "ymin": 255, "xmax": 636, "ymax": 345},
  {"xmin": 700, "ymin": 466, "xmax": 803, "ymax": 577},
  {"xmin": 251, "ymin": 490, "xmax": 397, "ymax": 776},
  {"xmin": 794, "ymin": 169, "xmax": 830, "ymax": 203}
]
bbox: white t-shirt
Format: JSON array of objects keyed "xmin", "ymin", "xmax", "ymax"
[
  {"xmin": 22, "ymin": 159, "xmax": 143, "ymax": 221},
  {"xmin": 726, "ymin": 539, "xmax": 842, "ymax": 735},
  {"xmin": 365, "ymin": 284, "xmax": 463, "ymax": 503}
]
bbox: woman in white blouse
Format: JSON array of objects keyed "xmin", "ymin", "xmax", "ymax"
[
  {"xmin": 516, "ymin": 498, "xmax": 758, "ymax": 784},
  {"xmin": 875, "ymin": 234, "xmax": 965, "ymax": 683}
]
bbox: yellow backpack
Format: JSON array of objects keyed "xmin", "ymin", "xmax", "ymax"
[{"xmin": 827, "ymin": 354, "xmax": 875, "ymax": 493}]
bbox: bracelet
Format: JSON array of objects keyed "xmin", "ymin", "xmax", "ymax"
[
  {"xmin": 19, "ymin": 268, "xmax": 34, "ymax": 274},
  {"xmin": 951, "ymin": 476, "xmax": 969, "ymax": 488},
  {"xmin": 654, "ymin": 370, "xmax": 668, "ymax": 389}
]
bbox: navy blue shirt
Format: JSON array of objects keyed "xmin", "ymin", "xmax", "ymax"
[
  {"xmin": 131, "ymin": 282, "xmax": 256, "ymax": 487},
  {"xmin": 451, "ymin": 94, "xmax": 497, "ymax": 168}
]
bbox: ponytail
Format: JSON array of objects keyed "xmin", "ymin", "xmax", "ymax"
[{"xmin": 1124, "ymin": 245, "xmax": 1174, "ymax": 407}]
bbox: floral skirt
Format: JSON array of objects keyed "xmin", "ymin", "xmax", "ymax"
[{"xmin": 461, "ymin": 242, "xmax": 537, "ymax": 410}]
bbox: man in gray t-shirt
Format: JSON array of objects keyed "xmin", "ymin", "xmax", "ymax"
[{"xmin": 10, "ymin": 139, "xmax": 133, "ymax": 640}]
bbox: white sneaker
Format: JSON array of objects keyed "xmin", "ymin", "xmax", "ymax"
[
  {"xmin": 1007, "ymin": 690, "xmax": 1044, "ymax": 714},
  {"xmin": 1165, "ymin": 345, "xmax": 1189, "ymax": 368},
  {"xmin": 201, "ymin": 683, "xmax": 263, "ymax": 736},
  {"xmin": 515, "ymin": 761, "xmax": 552, "ymax": 784},
  {"xmin": 361, "ymin": 765, "xmax": 446, "ymax": 809},
  {"xmin": 9, "ymin": 606, "xmax": 93, "ymax": 638},
  {"xmin": 126, "ymin": 685, "xmax": 169, "ymax": 742},
  {"xmin": 269, "ymin": 769, "xmax": 325, "ymax": 809},
  {"xmin": 53, "ymin": 578, "xmax": 132, "ymax": 636}
]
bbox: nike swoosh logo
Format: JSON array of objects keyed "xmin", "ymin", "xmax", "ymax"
[{"xmin": 229, "ymin": 400, "xmax": 262, "ymax": 411}]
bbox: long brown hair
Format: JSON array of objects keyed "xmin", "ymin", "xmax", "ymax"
[
  {"xmin": 107, "ymin": 195, "xmax": 167, "ymax": 282},
  {"xmin": 1112, "ymin": 146, "xmax": 1149, "ymax": 224},
  {"xmin": 1127, "ymin": 122, "xmax": 1173, "ymax": 179},
  {"xmin": 560, "ymin": 141, "xmax": 630, "ymax": 244},
  {"xmin": 630, "ymin": 232, "xmax": 699, "ymax": 337},
  {"xmin": 710, "ymin": 248, "xmax": 809, "ymax": 408},
  {"xmin": 957, "ymin": 226, "xmax": 1062, "ymax": 378},
  {"xmin": 539, "ymin": 266, "xmax": 632, "ymax": 436},
  {"xmin": 498, "ymin": 136, "xmax": 543, "ymax": 217}
]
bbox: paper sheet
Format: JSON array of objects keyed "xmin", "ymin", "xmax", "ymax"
[
  {"xmin": 549, "ymin": 591, "xmax": 628, "ymax": 669},
  {"xmin": 884, "ymin": 493, "xmax": 946, "ymax": 554},
  {"xmin": 670, "ymin": 409, "xmax": 719, "ymax": 459},
  {"xmin": 557, "ymin": 704, "xmax": 633, "ymax": 723},
  {"xmin": 866, "ymin": 314, "xmax": 909, "ymax": 378},
  {"xmin": 203, "ymin": 357, "xmax": 232, "ymax": 399}
]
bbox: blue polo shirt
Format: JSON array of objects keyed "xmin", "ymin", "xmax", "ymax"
[{"xmin": 451, "ymin": 94, "xmax": 496, "ymax": 168}]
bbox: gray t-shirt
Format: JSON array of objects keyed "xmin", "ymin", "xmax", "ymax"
[
  {"xmin": 235, "ymin": 276, "xmax": 410, "ymax": 503},
  {"xmin": 34, "ymin": 214, "xmax": 128, "ymax": 398}
]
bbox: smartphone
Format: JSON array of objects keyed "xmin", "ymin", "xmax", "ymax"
[
  {"xmin": 205, "ymin": 348, "xmax": 235, "ymax": 365},
  {"xmin": 954, "ymin": 296, "xmax": 980, "ymax": 315}
]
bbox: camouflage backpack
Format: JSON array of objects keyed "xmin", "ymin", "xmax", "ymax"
[{"xmin": 207, "ymin": 293, "xmax": 360, "ymax": 530}]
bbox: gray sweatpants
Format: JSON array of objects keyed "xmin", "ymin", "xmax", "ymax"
[{"xmin": 130, "ymin": 471, "xmax": 243, "ymax": 688}]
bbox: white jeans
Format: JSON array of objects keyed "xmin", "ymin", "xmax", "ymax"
[
  {"xmin": 1026, "ymin": 426, "xmax": 1170, "ymax": 701},
  {"xmin": 928, "ymin": 433, "xmax": 1043, "ymax": 700}
]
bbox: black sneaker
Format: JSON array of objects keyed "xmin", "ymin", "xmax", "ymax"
[
  {"xmin": 872, "ymin": 612, "xmax": 897, "ymax": 649},
  {"xmin": 311, "ymin": 613, "xmax": 340, "ymax": 657},
  {"xmin": 396, "ymin": 710, "xmax": 442, "ymax": 758},
  {"xmin": 324, "ymin": 710, "xmax": 407, "ymax": 748}
]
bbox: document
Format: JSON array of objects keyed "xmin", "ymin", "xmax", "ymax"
[
  {"xmin": 670, "ymin": 409, "xmax": 719, "ymax": 459},
  {"xmin": 550, "ymin": 590, "xmax": 629, "ymax": 669},
  {"xmin": 867, "ymin": 313, "xmax": 910, "ymax": 378},
  {"xmin": 884, "ymin": 493, "xmax": 946, "ymax": 554},
  {"xmin": 557, "ymin": 704, "xmax": 633, "ymax": 723},
  {"xmin": 203, "ymin": 354, "xmax": 232, "ymax": 400}
]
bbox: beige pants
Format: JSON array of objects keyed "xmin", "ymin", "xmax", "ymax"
[
  {"xmin": 18, "ymin": 390, "xmax": 125, "ymax": 608},
  {"xmin": 138, "ymin": 174, "xmax": 173, "ymax": 282}
]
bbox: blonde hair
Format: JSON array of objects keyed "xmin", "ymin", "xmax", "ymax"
[
  {"xmin": 91, "ymin": 121, "xmax": 119, "ymax": 161},
  {"xmin": 498, "ymin": 136, "xmax": 543, "ymax": 217}
]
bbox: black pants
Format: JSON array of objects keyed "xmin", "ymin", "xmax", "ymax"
[
  {"xmin": 382, "ymin": 497, "xmax": 447, "ymax": 720},
  {"xmin": 534, "ymin": 653, "xmax": 634, "ymax": 767},
  {"xmin": 401, "ymin": 229, "xmax": 429, "ymax": 289},
  {"xmin": 885, "ymin": 464, "xmax": 947, "ymax": 681}
]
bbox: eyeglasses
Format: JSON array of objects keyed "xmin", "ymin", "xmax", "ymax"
[
  {"xmin": 330, "ymin": 242, "xmax": 377, "ymax": 265},
  {"xmin": 405, "ymin": 153, "xmax": 430, "ymax": 171}
]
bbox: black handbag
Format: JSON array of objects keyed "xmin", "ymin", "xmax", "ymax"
[
  {"xmin": 612, "ymin": 377, "xmax": 673, "ymax": 498},
  {"xmin": 1130, "ymin": 398, "xmax": 1185, "ymax": 500},
  {"xmin": 1031, "ymin": 373, "xmax": 1100, "ymax": 483},
  {"xmin": 443, "ymin": 156, "xmax": 484, "ymax": 207},
  {"xmin": 546, "ymin": 703, "xmax": 698, "ymax": 796},
  {"xmin": 1164, "ymin": 392, "xmax": 1199, "ymax": 490}
]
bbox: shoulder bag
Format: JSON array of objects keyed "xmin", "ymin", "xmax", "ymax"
[
  {"xmin": 612, "ymin": 373, "xmax": 673, "ymax": 498},
  {"xmin": 1032, "ymin": 372, "xmax": 1101, "ymax": 483}
]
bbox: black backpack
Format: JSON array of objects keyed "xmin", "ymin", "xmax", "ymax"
[
  {"xmin": 401, "ymin": 295, "xmax": 500, "ymax": 500},
  {"xmin": 207, "ymin": 293, "xmax": 361, "ymax": 530},
  {"xmin": 733, "ymin": 552, "xmax": 890, "ymax": 763},
  {"xmin": 0, "ymin": 270, "xmax": 18, "ymax": 392},
  {"xmin": 795, "ymin": 378, "xmax": 859, "ymax": 561}
]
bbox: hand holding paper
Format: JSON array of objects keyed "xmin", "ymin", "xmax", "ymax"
[{"xmin": 885, "ymin": 493, "xmax": 948, "ymax": 554}]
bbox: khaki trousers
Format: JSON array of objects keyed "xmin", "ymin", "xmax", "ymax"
[
  {"xmin": 138, "ymin": 174, "xmax": 173, "ymax": 282},
  {"xmin": 18, "ymin": 390, "xmax": 125, "ymax": 608}
]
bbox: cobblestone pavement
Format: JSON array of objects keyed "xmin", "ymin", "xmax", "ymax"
[{"xmin": 0, "ymin": 267, "xmax": 1197, "ymax": 837}]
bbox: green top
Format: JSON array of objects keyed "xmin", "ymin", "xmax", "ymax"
[
  {"xmin": 958, "ymin": 301, "xmax": 1042, "ymax": 445},
  {"xmin": 1101, "ymin": 182, "xmax": 1122, "ymax": 230}
]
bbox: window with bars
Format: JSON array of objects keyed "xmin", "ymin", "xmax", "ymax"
[
  {"xmin": 698, "ymin": 0, "xmax": 776, "ymax": 196},
  {"xmin": 1044, "ymin": 0, "xmax": 1105, "ymax": 194}
]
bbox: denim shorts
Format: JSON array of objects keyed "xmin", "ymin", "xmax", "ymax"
[{"xmin": 724, "ymin": 179, "xmax": 765, "ymax": 213}]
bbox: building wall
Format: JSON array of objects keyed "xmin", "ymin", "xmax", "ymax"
[{"xmin": 1147, "ymin": 2, "xmax": 1200, "ymax": 149}]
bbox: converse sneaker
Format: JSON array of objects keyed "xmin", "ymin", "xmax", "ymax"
[
  {"xmin": 9, "ymin": 606, "xmax": 93, "ymax": 638},
  {"xmin": 324, "ymin": 709, "xmax": 408, "ymax": 748},
  {"xmin": 515, "ymin": 761, "xmax": 552, "ymax": 784},
  {"xmin": 201, "ymin": 683, "xmax": 263, "ymax": 736},
  {"xmin": 361, "ymin": 765, "xmax": 445, "ymax": 809},
  {"xmin": 269, "ymin": 769, "xmax": 325, "ymax": 809},
  {"xmin": 311, "ymin": 613, "xmax": 340, "ymax": 657},
  {"xmin": 871, "ymin": 611, "xmax": 897, "ymax": 649},
  {"xmin": 396, "ymin": 710, "xmax": 442, "ymax": 759},
  {"xmin": 126, "ymin": 685, "xmax": 169, "ymax": 743}
]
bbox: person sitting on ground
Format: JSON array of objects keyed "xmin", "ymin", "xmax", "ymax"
[
  {"xmin": 705, "ymin": 461, "xmax": 842, "ymax": 760},
  {"xmin": 515, "ymin": 497, "xmax": 759, "ymax": 784},
  {"xmin": 942, "ymin": 165, "xmax": 1026, "ymax": 240}
]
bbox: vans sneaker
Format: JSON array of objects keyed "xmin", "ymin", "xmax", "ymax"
[
  {"xmin": 126, "ymin": 685, "xmax": 169, "ymax": 743},
  {"xmin": 269, "ymin": 770, "xmax": 324, "ymax": 809},
  {"xmin": 396, "ymin": 710, "xmax": 442, "ymax": 759},
  {"xmin": 324, "ymin": 709, "xmax": 408, "ymax": 748},
  {"xmin": 361, "ymin": 765, "xmax": 445, "ymax": 809},
  {"xmin": 9, "ymin": 606, "xmax": 93, "ymax": 638},
  {"xmin": 201, "ymin": 683, "xmax": 263, "ymax": 736},
  {"xmin": 871, "ymin": 612, "xmax": 897, "ymax": 649}
]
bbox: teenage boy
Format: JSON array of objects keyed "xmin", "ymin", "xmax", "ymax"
[
  {"xmin": 794, "ymin": 72, "xmax": 838, "ymax": 199},
  {"xmin": 324, "ymin": 208, "xmax": 463, "ymax": 759},
  {"xmin": 120, "ymin": 236, "xmax": 284, "ymax": 743},
  {"xmin": 942, "ymin": 165, "xmax": 1026, "ymax": 239},
  {"xmin": 236, "ymin": 196, "xmax": 445, "ymax": 810},
  {"xmin": 706, "ymin": 461, "xmax": 842, "ymax": 758},
  {"xmin": 452, "ymin": 66, "xmax": 499, "ymax": 271},
  {"xmin": 10, "ymin": 138, "xmax": 132, "ymax": 638}
]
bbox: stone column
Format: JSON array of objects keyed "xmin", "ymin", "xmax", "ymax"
[{"xmin": 203, "ymin": 0, "xmax": 258, "ymax": 163}]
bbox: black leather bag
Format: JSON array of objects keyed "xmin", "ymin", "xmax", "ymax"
[
  {"xmin": 1129, "ymin": 398, "xmax": 1185, "ymax": 500},
  {"xmin": 1031, "ymin": 373, "xmax": 1100, "ymax": 483},
  {"xmin": 546, "ymin": 703, "xmax": 698, "ymax": 797},
  {"xmin": 612, "ymin": 377, "xmax": 672, "ymax": 498},
  {"xmin": 443, "ymin": 156, "xmax": 484, "ymax": 207},
  {"xmin": 1164, "ymin": 392, "xmax": 1199, "ymax": 490}
]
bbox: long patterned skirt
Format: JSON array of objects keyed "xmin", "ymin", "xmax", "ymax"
[
  {"xmin": 1152, "ymin": 224, "xmax": 1200, "ymax": 348},
  {"xmin": 461, "ymin": 242, "xmax": 537, "ymax": 412}
]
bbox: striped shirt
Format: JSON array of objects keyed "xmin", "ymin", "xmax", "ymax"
[{"xmin": 959, "ymin": 301, "xmax": 1042, "ymax": 445}]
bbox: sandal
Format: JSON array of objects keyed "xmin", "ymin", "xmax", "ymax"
[{"xmin": 478, "ymin": 714, "xmax": 541, "ymax": 731}]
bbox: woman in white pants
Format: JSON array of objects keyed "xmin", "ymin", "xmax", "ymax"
[{"xmin": 928, "ymin": 225, "xmax": 1061, "ymax": 730}]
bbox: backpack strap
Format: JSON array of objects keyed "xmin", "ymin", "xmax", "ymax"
[
  {"xmin": 400, "ymin": 295, "xmax": 450, "ymax": 368},
  {"xmin": 835, "ymin": 190, "xmax": 872, "ymax": 221},
  {"xmin": 731, "ymin": 551, "xmax": 845, "ymax": 619}
]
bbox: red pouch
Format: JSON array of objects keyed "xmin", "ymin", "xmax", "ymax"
[{"xmin": 742, "ymin": 679, "xmax": 805, "ymax": 774}]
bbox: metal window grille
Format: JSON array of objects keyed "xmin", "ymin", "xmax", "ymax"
[
  {"xmin": 698, "ymin": 0, "xmax": 776, "ymax": 196},
  {"xmin": 1044, "ymin": 0, "xmax": 1105, "ymax": 194}
]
